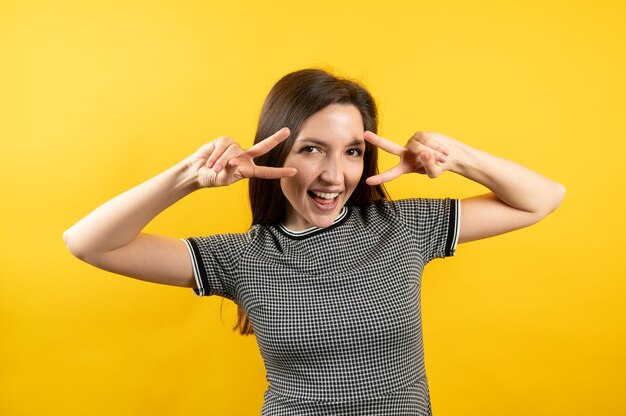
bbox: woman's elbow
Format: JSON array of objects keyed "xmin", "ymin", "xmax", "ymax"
[
  {"xmin": 536, "ymin": 181, "xmax": 566, "ymax": 220},
  {"xmin": 63, "ymin": 228, "xmax": 80, "ymax": 258},
  {"xmin": 549, "ymin": 181, "xmax": 566, "ymax": 212},
  {"xmin": 63, "ymin": 228, "xmax": 92, "ymax": 262}
]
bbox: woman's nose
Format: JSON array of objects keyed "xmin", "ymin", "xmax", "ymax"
[{"xmin": 319, "ymin": 156, "xmax": 343, "ymax": 185}]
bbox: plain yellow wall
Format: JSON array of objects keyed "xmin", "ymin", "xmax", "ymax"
[{"xmin": 1, "ymin": 0, "xmax": 625, "ymax": 415}]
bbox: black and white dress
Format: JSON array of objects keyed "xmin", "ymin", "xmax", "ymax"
[{"xmin": 183, "ymin": 198, "xmax": 460, "ymax": 415}]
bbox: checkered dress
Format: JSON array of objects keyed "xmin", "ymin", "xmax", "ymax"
[{"xmin": 184, "ymin": 198, "xmax": 460, "ymax": 415}]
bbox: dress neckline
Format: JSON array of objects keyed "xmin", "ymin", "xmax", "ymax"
[{"xmin": 276, "ymin": 206, "xmax": 351, "ymax": 240}]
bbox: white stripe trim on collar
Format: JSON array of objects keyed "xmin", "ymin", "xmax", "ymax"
[{"xmin": 278, "ymin": 206, "xmax": 349, "ymax": 237}]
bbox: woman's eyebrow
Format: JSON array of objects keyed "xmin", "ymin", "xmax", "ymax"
[
  {"xmin": 296, "ymin": 137, "xmax": 327, "ymax": 146},
  {"xmin": 297, "ymin": 137, "xmax": 365, "ymax": 147},
  {"xmin": 348, "ymin": 139, "xmax": 366, "ymax": 147}
]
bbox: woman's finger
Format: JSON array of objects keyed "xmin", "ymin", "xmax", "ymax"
[
  {"xmin": 212, "ymin": 143, "xmax": 243, "ymax": 173},
  {"xmin": 195, "ymin": 165, "xmax": 219, "ymax": 188},
  {"xmin": 411, "ymin": 132, "xmax": 450, "ymax": 156},
  {"xmin": 246, "ymin": 128, "xmax": 291, "ymax": 158},
  {"xmin": 239, "ymin": 164, "xmax": 297, "ymax": 180},
  {"xmin": 365, "ymin": 163, "xmax": 405, "ymax": 185},
  {"xmin": 364, "ymin": 131, "xmax": 406, "ymax": 156},
  {"xmin": 205, "ymin": 138, "xmax": 233, "ymax": 169},
  {"xmin": 419, "ymin": 151, "xmax": 443, "ymax": 178},
  {"xmin": 407, "ymin": 137, "xmax": 448, "ymax": 163}
]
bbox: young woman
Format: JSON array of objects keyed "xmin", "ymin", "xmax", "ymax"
[{"xmin": 64, "ymin": 69, "xmax": 565, "ymax": 415}]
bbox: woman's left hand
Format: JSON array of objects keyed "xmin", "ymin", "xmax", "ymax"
[{"xmin": 364, "ymin": 131, "xmax": 456, "ymax": 185}]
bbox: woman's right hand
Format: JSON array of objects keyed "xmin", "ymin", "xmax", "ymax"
[{"xmin": 186, "ymin": 127, "xmax": 297, "ymax": 188}]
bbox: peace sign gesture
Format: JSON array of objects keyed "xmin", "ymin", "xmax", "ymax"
[
  {"xmin": 364, "ymin": 131, "xmax": 454, "ymax": 185},
  {"xmin": 188, "ymin": 127, "xmax": 297, "ymax": 188}
]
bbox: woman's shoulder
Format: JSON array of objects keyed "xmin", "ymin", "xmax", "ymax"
[
  {"xmin": 353, "ymin": 197, "xmax": 455, "ymax": 222},
  {"xmin": 357, "ymin": 197, "xmax": 448, "ymax": 211}
]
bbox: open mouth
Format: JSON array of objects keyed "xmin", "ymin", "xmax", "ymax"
[{"xmin": 308, "ymin": 190, "xmax": 341, "ymax": 209}]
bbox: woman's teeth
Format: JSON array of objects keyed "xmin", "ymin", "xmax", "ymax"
[{"xmin": 312, "ymin": 191, "xmax": 339, "ymax": 199}]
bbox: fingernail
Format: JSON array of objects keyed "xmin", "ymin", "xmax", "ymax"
[
  {"xmin": 207, "ymin": 160, "xmax": 214, "ymax": 168},
  {"xmin": 213, "ymin": 163, "xmax": 222, "ymax": 173}
]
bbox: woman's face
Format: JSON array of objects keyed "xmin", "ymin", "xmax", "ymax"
[{"xmin": 280, "ymin": 104, "xmax": 365, "ymax": 230}]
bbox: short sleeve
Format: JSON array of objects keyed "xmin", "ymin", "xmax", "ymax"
[
  {"xmin": 396, "ymin": 198, "xmax": 460, "ymax": 263},
  {"xmin": 181, "ymin": 233, "xmax": 250, "ymax": 299}
]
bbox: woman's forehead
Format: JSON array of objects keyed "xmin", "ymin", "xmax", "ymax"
[{"xmin": 297, "ymin": 104, "xmax": 364, "ymax": 139}]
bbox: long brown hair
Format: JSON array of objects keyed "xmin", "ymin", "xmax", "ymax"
[{"xmin": 236, "ymin": 69, "xmax": 389, "ymax": 335}]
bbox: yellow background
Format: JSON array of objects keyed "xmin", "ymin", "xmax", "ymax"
[{"xmin": 1, "ymin": 0, "xmax": 624, "ymax": 415}]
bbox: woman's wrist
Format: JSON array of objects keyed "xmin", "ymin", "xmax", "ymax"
[
  {"xmin": 446, "ymin": 140, "xmax": 480, "ymax": 179},
  {"xmin": 173, "ymin": 158, "xmax": 204, "ymax": 195}
]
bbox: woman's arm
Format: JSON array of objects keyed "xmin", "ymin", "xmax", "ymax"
[
  {"xmin": 63, "ymin": 128, "xmax": 295, "ymax": 287},
  {"xmin": 364, "ymin": 131, "xmax": 565, "ymax": 244},
  {"xmin": 63, "ymin": 161, "xmax": 199, "ymax": 287},
  {"xmin": 448, "ymin": 139, "xmax": 565, "ymax": 243}
]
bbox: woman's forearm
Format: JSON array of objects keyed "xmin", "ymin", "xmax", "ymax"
[
  {"xmin": 451, "ymin": 142, "xmax": 566, "ymax": 218},
  {"xmin": 63, "ymin": 160, "xmax": 197, "ymax": 261}
]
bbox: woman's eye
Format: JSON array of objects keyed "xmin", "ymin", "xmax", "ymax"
[
  {"xmin": 347, "ymin": 148, "xmax": 363, "ymax": 157},
  {"xmin": 301, "ymin": 146, "xmax": 319, "ymax": 153}
]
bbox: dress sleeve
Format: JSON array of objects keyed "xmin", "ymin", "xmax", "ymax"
[
  {"xmin": 181, "ymin": 233, "xmax": 250, "ymax": 299},
  {"xmin": 396, "ymin": 198, "xmax": 460, "ymax": 262}
]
